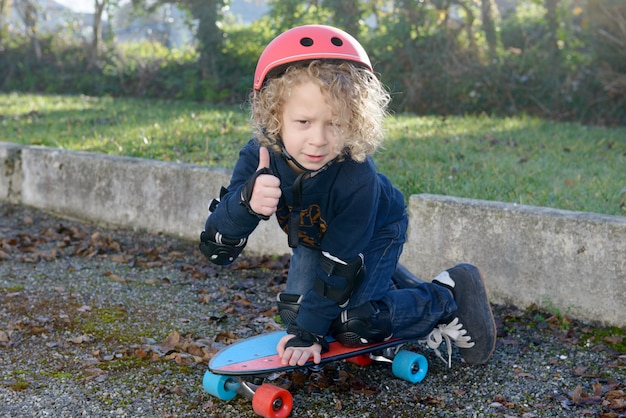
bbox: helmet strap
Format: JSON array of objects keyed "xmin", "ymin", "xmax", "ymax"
[
  {"xmin": 277, "ymin": 138, "xmax": 337, "ymax": 178},
  {"xmin": 273, "ymin": 137, "xmax": 338, "ymax": 249}
]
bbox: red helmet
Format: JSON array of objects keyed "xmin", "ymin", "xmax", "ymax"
[{"xmin": 253, "ymin": 25, "xmax": 372, "ymax": 91}]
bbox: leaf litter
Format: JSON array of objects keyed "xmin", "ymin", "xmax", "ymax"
[{"xmin": 1, "ymin": 202, "xmax": 625, "ymax": 417}]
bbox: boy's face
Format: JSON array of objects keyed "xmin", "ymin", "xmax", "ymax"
[{"xmin": 280, "ymin": 80, "xmax": 343, "ymax": 173}]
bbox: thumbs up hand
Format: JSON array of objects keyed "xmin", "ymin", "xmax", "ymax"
[{"xmin": 246, "ymin": 147, "xmax": 281, "ymax": 218}]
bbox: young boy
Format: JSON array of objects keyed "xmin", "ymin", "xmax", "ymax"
[{"xmin": 200, "ymin": 25, "xmax": 496, "ymax": 368}]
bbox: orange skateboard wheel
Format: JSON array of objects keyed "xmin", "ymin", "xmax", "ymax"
[{"xmin": 252, "ymin": 383, "xmax": 293, "ymax": 418}]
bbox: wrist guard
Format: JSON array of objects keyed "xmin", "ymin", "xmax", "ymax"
[
  {"xmin": 285, "ymin": 324, "xmax": 329, "ymax": 353},
  {"xmin": 240, "ymin": 167, "xmax": 274, "ymax": 220}
]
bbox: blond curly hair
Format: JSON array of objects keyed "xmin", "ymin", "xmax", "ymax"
[{"xmin": 252, "ymin": 60, "xmax": 390, "ymax": 163}]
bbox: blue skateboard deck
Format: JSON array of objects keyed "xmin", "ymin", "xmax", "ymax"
[{"xmin": 209, "ymin": 330, "xmax": 412, "ymax": 376}]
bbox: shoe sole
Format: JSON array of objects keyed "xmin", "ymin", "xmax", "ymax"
[{"xmin": 448, "ymin": 263, "xmax": 497, "ymax": 365}]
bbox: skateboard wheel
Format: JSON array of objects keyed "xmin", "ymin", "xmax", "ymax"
[
  {"xmin": 346, "ymin": 354, "xmax": 373, "ymax": 366},
  {"xmin": 203, "ymin": 370, "xmax": 239, "ymax": 401},
  {"xmin": 391, "ymin": 350, "xmax": 428, "ymax": 383},
  {"xmin": 252, "ymin": 383, "xmax": 293, "ymax": 418}
]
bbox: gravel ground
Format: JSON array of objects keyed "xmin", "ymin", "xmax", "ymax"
[{"xmin": 1, "ymin": 201, "xmax": 625, "ymax": 418}]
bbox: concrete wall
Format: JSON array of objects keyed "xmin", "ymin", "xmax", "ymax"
[
  {"xmin": 2, "ymin": 142, "xmax": 625, "ymax": 327},
  {"xmin": 3, "ymin": 144, "xmax": 290, "ymax": 257},
  {"xmin": 400, "ymin": 194, "xmax": 626, "ymax": 328},
  {"xmin": 0, "ymin": 142, "xmax": 22, "ymax": 203}
]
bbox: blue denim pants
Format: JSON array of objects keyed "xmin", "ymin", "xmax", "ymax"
[{"xmin": 286, "ymin": 215, "xmax": 457, "ymax": 339}]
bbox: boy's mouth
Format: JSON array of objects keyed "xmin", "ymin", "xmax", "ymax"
[{"xmin": 304, "ymin": 154, "xmax": 325, "ymax": 163}]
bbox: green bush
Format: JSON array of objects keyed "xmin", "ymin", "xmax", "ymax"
[
  {"xmin": 494, "ymin": 0, "xmax": 625, "ymax": 125},
  {"xmin": 366, "ymin": 0, "xmax": 623, "ymax": 125},
  {"xmin": 217, "ymin": 22, "xmax": 275, "ymax": 103},
  {"xmin": 588, "ymin": 0, "xmax": 626, "ymax": 124},
  {"xmin": 0, "ymin": 2, "xmax": 623, "ymax": 126}
]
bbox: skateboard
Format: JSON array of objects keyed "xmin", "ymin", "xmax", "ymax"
[{"xmin": 203, "ymin": 330, "xmax": 427, "ymax": 418}]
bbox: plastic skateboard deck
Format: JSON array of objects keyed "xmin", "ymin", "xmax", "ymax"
[
  {"xmin": 203, "ymin": 330, "xmax": 428, "ymax": 418},
  {"xmin": 210, "ymin": 330, "xmax": 410, "ymax": 374}
]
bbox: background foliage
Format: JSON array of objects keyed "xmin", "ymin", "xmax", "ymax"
[{"xmin": 0, "ymin": 0, "xmax": 624, "ymax": 126}]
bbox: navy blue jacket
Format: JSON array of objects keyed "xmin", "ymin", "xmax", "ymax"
[{"xmin": 205, "ymin": 139, "xmax": 406, "ymax": 335}]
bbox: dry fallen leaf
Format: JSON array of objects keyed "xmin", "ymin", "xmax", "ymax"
[
  {"xmin": 105, "ymin": 271, "xmax": 128, "ymax": 283},
  {"xmin": 603, "ymin": 335, "xmax": 624, "ymax": 345},
  {"xmin": 83, "ymin": 368, "xmax": 108, "ymax": 382},
  {"xmin": 168, "ymin": 386, "xmax": 188, "ymax": 396},
  {"xmin": 160, "ymin": 330, "xmax": 181, "ymax": 350},
  {"xmin": 215, "ymin": 331, "xmax": 238, "ymax": 344},
  {"xmin": 110, "ymin": 253, "xmax": 132, "ymax": 263},
  {"xmin": 571, "ymin": 385, "xmax": 583, "ymax": 403},
  {"xmin": 573, "ymin": 365, "xmax": 589, "ymax": 375},
  {"xmin": 593, "ymin": 381, "xmax": 603, "ymax": 397},
  {"xmin": 69, "ymin": 334, "xmax": 94, "ymax": 344}
]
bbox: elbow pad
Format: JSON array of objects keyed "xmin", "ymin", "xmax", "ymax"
[
  {"xmin": 314, "ymin": 253, "xmax": 366, "ymax": 308},
  {"xmin": 200, "ymin": 186, "xmax": 247, "ymax": 265},
  {"xmin": 199, "ymin": 226, "xmax": 247, "ymax": 266}
]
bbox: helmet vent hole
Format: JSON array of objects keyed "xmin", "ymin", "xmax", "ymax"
[
  {"xmin": 331, "ymin": 37, "xmax": 343, "ymax": 47},
  {"xmin": 300, "ymin": 37, "xmax": 314, "ymax": 47}
]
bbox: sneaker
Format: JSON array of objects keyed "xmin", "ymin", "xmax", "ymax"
[
  {"xmin": 430, "ymin": 263, "xmax": 496, "ymax": 366},
  {"xmin": 424, "ymin": 318, "xmax": 474, "ymax": 367}
]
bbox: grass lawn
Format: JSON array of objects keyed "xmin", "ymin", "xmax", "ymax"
[{"xmin": 1, "ymin": 92, "xmax": 625, "ymax": 216}]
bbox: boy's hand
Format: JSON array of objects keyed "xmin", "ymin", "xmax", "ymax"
[
  {"xmin": 248, "ymin": 147, "xmax": 281, "ymax": 217},
  {"xmin": 277, "ymin": 333, "xmax": 323, "ymax": 366}
]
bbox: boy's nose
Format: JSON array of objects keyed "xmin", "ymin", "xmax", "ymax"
[{"xmin": 309, "ymin": 126, "xmax": 328, "ymax": 146}]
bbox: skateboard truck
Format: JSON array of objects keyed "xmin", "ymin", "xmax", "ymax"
[{"xmin": 369, "ymin": 345, "xmax": 402, "ymax": 363}]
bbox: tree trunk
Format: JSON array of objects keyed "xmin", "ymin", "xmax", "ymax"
[
  {"xmin": 545, "ymin": 0, "xmax": 560, "ymax": 57},
  {"xmin": 481, "ymin": 0, "xmax": 498, "ymax": 61},
  {"xmin": 456, "ymin": 0, "xmax": 478, "ymax": 56},
  {"xmin": 14, "ymin": 0, "xmax": 41, "ymax": 61},
  {"xmin": 189, "ymin": 0, "xmax": 223, "ymax": 90},
  {"xmin": 0, "ymin": 0, "xmax": 10, "ymax": 40},
  {"xmin": 90, "ymin": 0, "xmax": 108, "ymax": 68}
]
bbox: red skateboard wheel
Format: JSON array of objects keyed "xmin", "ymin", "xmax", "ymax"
[{"xmin": 252, "ymin": 383, "xmax": 293, "ymax": 418}]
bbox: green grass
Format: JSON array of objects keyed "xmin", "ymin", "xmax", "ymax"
[
  {"xmin": 2, "ymin": 92, "xmax": 625, "ymax": 216},
  {"xmin": 0, "ymin": 93, "xmax": 250, "ymax": 165}
]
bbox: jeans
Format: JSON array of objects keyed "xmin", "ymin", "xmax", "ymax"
[{"xmin": 285, "ymin": 214, "xmax": 457, "ymax": 340}]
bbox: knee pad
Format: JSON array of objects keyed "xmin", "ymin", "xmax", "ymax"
[
  {"xmin": 330, "ymin": 301, "xmax": 392, "ymax": 347},
  {"xmin": 315, "ymin": 253, "xmax": 365, "ymax": 308},
  {"xmin": 276, "ymin": 293, "xmax": 302, "ymax": 327}
]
